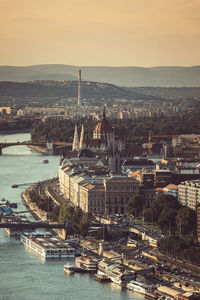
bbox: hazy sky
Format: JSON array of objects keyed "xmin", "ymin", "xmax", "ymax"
[{"xmin": 0, "ymin": 0, "xmax": 200, "ymax": 66}]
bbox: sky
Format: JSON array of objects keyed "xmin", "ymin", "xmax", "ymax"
[{"xmin": 0, "ymin": 0, "xmax": 200, "ymax": 67}]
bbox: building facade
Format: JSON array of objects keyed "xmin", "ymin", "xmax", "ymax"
[
  {"xmin": 197, "ymin": 204, "xmax": 200, "ymax": 243},
  {"xmin": 178, "ymin": 180, "xmax": 200, "ymax": 210},
  {"xmin": 58, "ymin": 159, "xmax": 140, "ymax": 215},
  {"xmin": 104, "ymin": 176, "xmax": 140, "ymax": 215}
]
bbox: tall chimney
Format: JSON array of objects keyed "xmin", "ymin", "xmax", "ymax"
[{"xmin": 78, "ymin": 69, "xmax": 81, "ymax": 106}]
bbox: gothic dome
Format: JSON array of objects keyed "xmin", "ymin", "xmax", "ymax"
[
  {"xmin": 93, "ymin": 108, "xmax": 113, "ymax": 138},
  {"xmin": 94, "ymin": 118, "xmax": 113, "ymax": 135}
]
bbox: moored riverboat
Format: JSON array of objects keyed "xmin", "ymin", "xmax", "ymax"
[
  {"xmin": 98, "ymin": 259, "xmax": 136, "ymax": 288},
  {"xmin": 64, "ymin": 261, "xmax": 75, "ymax": 275},
  {"xmin": 21, "ymin": 232, "xmax": 75, "ymax": 260},
  {"xmin": 75, "ymin": 255, "xmax": 98, "ymax": 272},
  {"xmin": 127, "ymin": 280, "xmax": 156, "ymax": 296},
  {"xmin": 94, "ymin": 270, "xmax": 111, "ymax": 282},
  {"xmin": 43, "ymin": 160, "xmax": 49, "ymax": 164}
]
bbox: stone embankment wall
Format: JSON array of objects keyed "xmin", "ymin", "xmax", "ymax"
[
  {"xmin": 28, "ymin": 145, "xmax": 46, "ymax": 154},
  {"xmin": 22, "ymin": 184, "xmax": 67, "ymax": 240},
  {"xmin": 22, "ymin": 186, "xmax": 48, "ymax": 221}
]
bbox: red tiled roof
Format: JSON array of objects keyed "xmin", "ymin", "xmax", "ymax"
[
  {"xmin": 164, "ymin": 184, "xmax": 178, "ymax": 190},
  {"xmin": 155, "ymin": 187, "xmax": 164, "ymax": 192},
  {"xmin": 130, "ymin": 170, "xmax": 140, "ymax": 177}
]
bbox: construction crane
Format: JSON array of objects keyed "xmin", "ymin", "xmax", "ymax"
[{"xmin": 139, "ymin": 132, "xmax": 179, "ymax": 156}]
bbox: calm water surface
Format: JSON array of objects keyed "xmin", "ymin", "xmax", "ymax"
[{"xmin": 0, "ymin": 133, "xmax": 144, "ymax": 300}]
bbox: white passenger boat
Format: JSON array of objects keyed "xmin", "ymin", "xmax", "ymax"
[
  {"xmin": 64, "ymin": 261, "xmax": 75, "ymax": 275},
  {"xmin": 21, "ymin": 233, "xmax": 75, "ymax": 260},
  {"xmin": 75, "ymin": 255, "xmax": 98, "ymax": 272},
  {"xmin": 127, "ymin": 280, "xmax": 156, "ymax": 296},
  {"xmin": 0, "ymin": 198, "xmax": 7, "ymax": 205}
]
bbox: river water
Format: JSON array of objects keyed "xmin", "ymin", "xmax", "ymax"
[{"xmin": 0, "ymin": 133, "xmax": 144, "ymax": 300}]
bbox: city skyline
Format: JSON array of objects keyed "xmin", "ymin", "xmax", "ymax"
[{"xmin": 0, "ymin": 0, "xmax": 200, "ymax": 67}]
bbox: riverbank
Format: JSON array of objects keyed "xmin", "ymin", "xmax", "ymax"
[
  {"xmin": 22, "ymin": 180, "xmax": 67, "ymax": 239},
  {"xmin": 28, "ymin": 144, "xmax": 46, "ymax": 154}
]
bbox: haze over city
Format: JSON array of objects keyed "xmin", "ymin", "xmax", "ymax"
[{"xmin": 0, "ymin": 0, "xmax": 200, "ymax": 67}]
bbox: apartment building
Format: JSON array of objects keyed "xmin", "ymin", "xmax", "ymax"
[
  {"xmin": 178, "ymin": 180, "xmax": 200, "ymax": 210},
  {"xmin": 197, "ymin": 204, "xmax": 200, "ymax": 243}
]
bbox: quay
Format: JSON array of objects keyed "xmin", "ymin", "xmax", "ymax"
[{"xmin": 2, "ymin": 177, "xmax": 198, "ymax": 300}]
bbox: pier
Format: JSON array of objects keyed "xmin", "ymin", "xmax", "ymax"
[{"xmin": 12, "ymin": 182, "xmax": 35, "ymax": 188}]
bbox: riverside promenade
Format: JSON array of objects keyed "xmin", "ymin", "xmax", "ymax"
[{"xmin": 21, "ymin": 178, "xmax": 68, "ymax": 239}]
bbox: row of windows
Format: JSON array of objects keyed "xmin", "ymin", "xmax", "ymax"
[
  {"xmin": 90, "ymin": 194, "xmax": 104, "ymax": 198},
  {"xmin": 106, "ymin": 185, "xmax": 135, "ymax": 191},
  {"xmin": 88, "ymin": 207, "xmax": 125, "ymax": 214},
  {"xmin": 108, "ymin": 196, "xmax": 130, "ymax": 201},
  {"xmin": 89, "ymin": 200, "xmax": 104, "ymax": 206},
  {"xmin": 88, "ymin": 207, "xmax": 104, "ymax": 213}
]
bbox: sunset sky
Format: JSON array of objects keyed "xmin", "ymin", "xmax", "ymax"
[{"xmin": 0, "ymin": 0, "xmax": 200, "ymax": 66}]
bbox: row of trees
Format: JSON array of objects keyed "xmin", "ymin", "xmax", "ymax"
[
  {"xmin": 51, "ymin": 204, "xmax": 89, "ymax": 237},
  {"xmin": 128, "ymin": 194, "xmax": 199, "ymax": 266},
  {"xmin": 158, "ymin": 236, "xmax": 200, "ymax": 266},
  {"xmin": 29, "ymin": 190, "xmax": 54, "ymax": 212},
  {"xmin": 128, "ymin": 194, "xmax": 197, "ymax": 235},
  {"xmin": 0, "ymin": 118, "xmax": 34, "ymax": 131},
  {"xmin": 31, "ymin": 106, "xmax": 200, "ymax": 143},
  {"xmin": 29, "ymin": 190, "xmax": 90, "ymax": 236},
  {"xmin": 31, "ymin": 119, "xmax": 96, "ymax": 143}
]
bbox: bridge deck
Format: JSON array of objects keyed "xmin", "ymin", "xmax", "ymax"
[{"xmin": 0, "ymin": 222, "xmax": 67, "ymax": 229}]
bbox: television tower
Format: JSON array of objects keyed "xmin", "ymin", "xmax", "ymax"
[{"xmin": 78, "ymin": 69, "xmax": 81, "ymax": 106}]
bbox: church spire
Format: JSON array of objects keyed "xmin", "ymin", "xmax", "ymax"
[
  {"xmin": 72, "ymin": 124, "xmax": 79, "ymax": 151},
  {"xmin": 102, "ymin": 106, "xmax": 106, "ymax": 120},
  {"xmin": 79, "ymin": 124, "xmax": 84, "ymax": 150}
]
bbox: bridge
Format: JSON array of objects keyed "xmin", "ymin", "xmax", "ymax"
[
  {"xmin": 0, "ymin": 221, "xmax": 69, "ymax": 230},
  {"xmin": 0, "ymin": 141, "xmax": 72, "ymax": 155}
]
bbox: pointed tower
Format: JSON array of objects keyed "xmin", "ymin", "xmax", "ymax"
[
  {"xmin": 78, "ymin": 69, "xmax": 81, "ymax": 106},
  {"xmin": 79, "ymin": 124, "xmax": 84, "ymax": 151},
  {"xmin": 72, "ymin": 124, "xmax": 79, "ymax": 151},
  {"xmin": 102, "ymin": 105, "xmax": 106, "ymax": 120}
]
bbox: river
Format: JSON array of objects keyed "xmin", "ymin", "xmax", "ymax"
[{"xmin": 0, "ymin": 132, "xmax": 144, "ymax": 300}]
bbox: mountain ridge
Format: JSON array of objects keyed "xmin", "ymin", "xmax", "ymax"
[{"xmin": 0, "ymin": 64, "xmax": 200, "ymax": 87}]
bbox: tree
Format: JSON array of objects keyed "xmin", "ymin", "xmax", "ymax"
[
  {"xmin": 176, "ymin": 207, "xmax": 197, "ymax": 235},
  {"xmin": 157, "ymin": 207, "xmax": 177, "ymax": 231},
  {"xmin": 127, "ymin": 195, "xmax": 144, "ymax": 216}
]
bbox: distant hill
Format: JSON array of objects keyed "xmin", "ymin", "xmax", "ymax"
[
  {"xmin": 0, "ymin": 80, "xmax": 133, "ymax": 100},
  {"xmin": 1, "ymin": 64, "xmax": 200, "ymax": 87}
]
